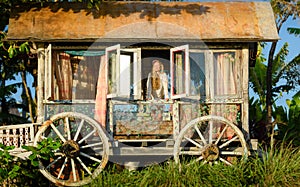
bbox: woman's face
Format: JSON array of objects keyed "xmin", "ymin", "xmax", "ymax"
[{"xmin": 153, "ymin": 61, "xmax": 161, "ymax": 72}]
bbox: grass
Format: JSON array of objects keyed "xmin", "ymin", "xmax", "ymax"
[{"xmin": 87, "ymin": 145, "xmax": 300, "ymax": 187}]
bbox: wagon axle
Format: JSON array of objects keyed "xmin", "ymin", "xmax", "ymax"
[
  {"xmin": 202, "ymin": 144, "xmax": 220, "ymax": 162},
  {"xmin": 61, "ymin": 140, "xmax": 80, "ymax": 158}
]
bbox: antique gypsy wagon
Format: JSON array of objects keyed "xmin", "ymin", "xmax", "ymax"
[{"xmin": 3, "ymin": 1, "xmax": 279, "ymax": 186}]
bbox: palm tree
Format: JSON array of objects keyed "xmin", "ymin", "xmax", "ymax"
[{"xmin": 249, "ymin": 42, "xmax": 300, "ymax": 144}]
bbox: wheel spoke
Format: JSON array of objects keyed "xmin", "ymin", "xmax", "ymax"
[
  {"xmin": 71, "ymin": 158, "xmax": 77, "ymax": 182},
  {"xmin": 81, "ymin": 142, "xmax": 103, "ymax": 149},
  {"xmin": 35, "ymin": 112, "xmax": 109, "ymax": 186},
  {"xmin": 54, "ymin": 152, "xmax": 64, "ymax": 156},
  {"xmin": 194, "ymin": 125, "xmax": 207, "ymax": 145},
  {"xmin": 219, "ymin": 157, "xmax": 232, "ymax": 166},
  {"xmin": 221, "ymin": 150, "xmax": 244, "ymax": 156},
  {"xmin": 80, "ymin": 152, "xmax": 102, "ymax": 163},
  {"xmin": 78, "ymin": 129, "xmax": 96, "ymax": 145},
  {"xmin": 74, "ymin": 119, "xmax": 84, "ymax": 141},
  {"xmin": 46, "ymin": 156, "xmax": 63, "ymax": 170},
  {"xmin": 184, "ymin": 137, "xmax": 203, "ymax": 148},
  {"xmin": 57, "ymin": 157, "xmax": 68, "ymax": 179},
  {"xmin": 50, "ymin": 123, "xmax": 67, "ymax": 143},
  {"xmin": 219, "ymin": 135, "xmax": 239, "ymax": 149},
  {"xmin": 174, "ymin": 117, "xmax": 248, "ymax": 168},
  {"xmin": 215, "ymin": 124, "xmax": 229, "ymax": 145},
  {"xmin": 65, "ymin": 117, "xmax": 71, "ymax": 141},
  {"xmin": 76, "ymin": 157, "xmax": 92, "ymax": 175},
  {"xmin": 180, "ymin": 150, "xmax": 202, "ymax": 155}
]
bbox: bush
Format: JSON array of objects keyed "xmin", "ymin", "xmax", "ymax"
[{"xmin": 0, "ymin": 138, "xmax": 61, "ymax": 187}]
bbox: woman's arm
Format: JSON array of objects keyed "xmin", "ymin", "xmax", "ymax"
[
  {"xmin": 162, "ymin": 73, "xmax": 169, "ymax": 99},
  {"xmin": 146, "ymin": 73, "xmax": 152, "ymax": 100}
]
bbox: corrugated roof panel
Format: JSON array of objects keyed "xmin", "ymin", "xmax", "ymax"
[{"xmin": 7, "ymin": 2, "xmax": 279, "ymax": 42}]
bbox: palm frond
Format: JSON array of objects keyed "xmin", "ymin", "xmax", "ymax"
[
  {"xmin": 287, "ymin": 27, "xmax": 300, "ymax": 37},
  {"xmin": 275, "ymin": 53, "xmax": 300, "ymax": 90}
]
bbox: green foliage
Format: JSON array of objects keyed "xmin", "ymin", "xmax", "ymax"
[
  {"xmin": 249, "ymin": 44, "xmax": 267, "ymax": 107},
  {"xmin": 0, "ymin": 143, "xmax": 41, "ymax": 186},
  {"xmin": 0, "ymin": 144, "xmax": 15, "ymax": 182},
  {"xmin": 249, "ymin": 40, "xmax": 300, "ymax": 144},
  {"xmin": 0, "ymin": 138, "xmax": 61, "ymax": 186},
  {"xmin": 252, "ymin": 0, "xmax": 300, "ymax": 148},
  {"xmin": 287, "ymin": 27, "xmax": 300, "ymax": 36},
  {"xmin": 0, "ymin": 20, "xmax": 32, "ymax": 124},
  {"xmin": 249, "ymin": 97, "xmax": 268, "ymax": 142},
  {"xmin": 275, "ymin": 91, "xmax": 300, "ymax": 146},
  {"xmin": 23, "ymin": 137, "xmax": 61, "ymax": 167},
  {"xmin": 7, "ymin": 42, "xmax": 30, "ymax": 59},
  {"xmin": 250, "ymin": 42, "xmax": 299, "ymax": 105},
  {"xmin": 88, "ymin": 145, "xmax": 300, "ymax": 187}
]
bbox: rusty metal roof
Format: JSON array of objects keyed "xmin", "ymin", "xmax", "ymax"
[{"xmin": 7, "ymin": 1, "xmax": 279, "ymax": 42}]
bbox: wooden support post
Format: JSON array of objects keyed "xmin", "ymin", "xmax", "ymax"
[
  {"xmin": 37, "ymin": 43, "xmax": 45, "ymax": 124},
  {"xmin": 242, "ymin": 47, "xmax": 249, "ymax": 136}
]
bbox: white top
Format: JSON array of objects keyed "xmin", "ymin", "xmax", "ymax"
[{"xmin": 146, "ymin": 72, "xmax": 169, "ymax": 100}]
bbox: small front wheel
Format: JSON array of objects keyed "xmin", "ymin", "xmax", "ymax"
[
  {"xmin": 174, "ymin": 115, "xmax": 248, "ymax": 166},
  {"xmin": 34, "ymin": 112, "xmax": 109, "ymax": 186}
]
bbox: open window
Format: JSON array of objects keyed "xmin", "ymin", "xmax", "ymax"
[
  {"xmin": 44, "ymin": 44, "xmax": 104, "ymax": 102},
  {"xmin": 106, "ymin": 44, "xmax": 141, "ymax": 100},
  {"xmin": 170, "ymin": 45, "xmax": 190, "ymax": 99}
]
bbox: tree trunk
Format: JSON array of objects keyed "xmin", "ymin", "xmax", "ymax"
[
  {"xmin": 21, "ymin": 71, "xmax": 35, "ymax": 123},
  {"xmin": 266, "ymin": 41, "xmax": 277, "ymax": 152}
]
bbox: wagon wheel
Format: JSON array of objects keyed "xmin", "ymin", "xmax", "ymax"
[
  {"xmin": 33, "ymin": 112, "xmax": 109, "ymax": 187},
  {"xmin": 174, "ymin": 115, "xmax": 248, "ymax": 166}
]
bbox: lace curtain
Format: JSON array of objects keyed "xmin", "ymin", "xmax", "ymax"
[
  {"xmin": 52, "ymin": 52, "xmax": 101, "ymax": 100},
  {"xmin": 213, "ymin": 52, "xmax": 237, "ymax": 96},
  {"xmin": 53, "ymin": 52, "xmax": 73, "ymax": 100}
]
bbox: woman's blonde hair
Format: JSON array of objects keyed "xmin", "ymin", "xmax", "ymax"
[
  {"xmin": 151, "ymin": 60, "xmax": 164, "ymax": 73},
  {"xmin": 151, "ymin": 60, "xmax": 164, "ymax": 90}
]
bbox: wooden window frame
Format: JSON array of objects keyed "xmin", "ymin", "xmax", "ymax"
[
  {"xmin": 170, "ymin": 44, "xmax": 190, "ymax": 99},
  {"xmin": 44, "ymin": 44, "xmax": 52, "ymax": 101},
  {"xmin": 106, "ymin": 44, "xmax": 142, "ymax": 100}
]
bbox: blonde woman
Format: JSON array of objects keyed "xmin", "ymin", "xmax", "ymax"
[{"xmin": 146, "ymin": 60, "xmax": 169, "ymax": 100}]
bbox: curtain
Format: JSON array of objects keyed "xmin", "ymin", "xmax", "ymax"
[
  {"xmin": 94, "ymin": 55, "xmax": 107, "ymax": 128},
  {"xmin": 214, "ymin": 53, "xmax": 237, "ymax": 96},
  {"xmin": 212, "ymin": 53, "xmax": 238, "ymax": 138},
  {"xmin": 75, "ymin": 56, "xmax": 100, "ymax": 99},
  {"xmin": 53, "ymin": 52, "xmax": 73, "ymax": 100}
]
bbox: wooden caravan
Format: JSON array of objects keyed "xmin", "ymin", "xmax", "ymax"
[{"xmin": 6, "ymin": 1, "xmax": 278, "ymax": 186}]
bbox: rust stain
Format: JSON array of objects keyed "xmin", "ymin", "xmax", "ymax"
[
  {"xmin": 7, "ymin": 2, "xmax": 279, "ymax": 42},
  {"xmin": 41, "ymin": 120, "xmax": 53, "ymax": 127}
]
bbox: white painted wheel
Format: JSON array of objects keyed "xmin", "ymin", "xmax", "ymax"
[
  {"xmin": 34, "ymin": 112, "xmax": 109, "ymax": 186},
  {"xmin": 174, "ymin": 115, "xmax": 248, "ymax": 166}
]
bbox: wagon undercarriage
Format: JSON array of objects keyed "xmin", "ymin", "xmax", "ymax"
[{"xmin": 28, "ymin": 110, "xmax": 249, "ymax": 186}]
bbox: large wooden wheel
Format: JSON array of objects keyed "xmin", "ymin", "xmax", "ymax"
[
  {"xmin": 33, "ymin": 112, "xmax": 109, "ymax": 186},
  {"xmin": 174, "ymin": 115, "xmax": 248, "ymax": 166}
]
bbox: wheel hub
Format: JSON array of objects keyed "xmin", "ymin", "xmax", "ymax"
[
  {"xmin": 61, "ymin": 140, "xmax": 80, "ymax": 158},
  {"xmin": 202, "ymin": 144, "xmax": 220, "ymax": 161}
]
